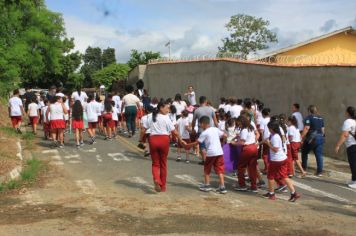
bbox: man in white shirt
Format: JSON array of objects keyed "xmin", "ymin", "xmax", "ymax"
[
  {"xmin": 184, "ymin": 86, "xmax": 196, "ymax": 106},
  {"xmin": 292, "ymin": 103, "xmax": 304, "ymax": 132},
  {"xmin": 8, "ymin": 89, "xmax": 25, "ymax": 133}
]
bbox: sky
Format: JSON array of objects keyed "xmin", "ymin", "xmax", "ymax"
[{"xmin": 45, "ymin": 0, "xmax": 356, "ymax": 62}]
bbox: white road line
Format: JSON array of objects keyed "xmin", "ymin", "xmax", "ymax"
[
  {"xmin": 174, "ymin": 174, "xmax": 200, "ymax": 185},
  {"xmin": 64, "ymin": 154, "xmax": 81, "ymax": 159},
  {"xmin": 68, "ymin": 160, "xmax": 82, "ymax": 164},
  {"xmin": 81, "ymin": 148, "xmax": 96, "ymax": 153},
  {"xmin": 108, "ymin": 153, "xmax": 131, "ymax": 162},
  {"xmin": 96, "ymin": 155, "xmax": 103, "ymax": 162},
  {"xmin": 127, "ymin": 176, "xmax": 153, "ymax": 188},
  {"xmin": 51, "ymin": 155, "xmax": 62, "ymax": 161},
  {"xmin": 293, "ymin": 181, "xmax": 351, "ymax": 204},
  {"xmin": 16, "ymin": 141, "xmax": 23, "ymax": 161},
  {"xmin": 50, "ymin": 161, "xmax": 64, "ymax": 166},
  {"xmin": 42, "ymin": 149, "xmax": 59, "ymax": 154},
  {"xmin": 75, "ymin": 179, "xmax": 97, "ymax": 195}
]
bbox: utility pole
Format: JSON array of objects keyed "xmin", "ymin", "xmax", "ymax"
[{"xmin": 165, "ymin": 41, "xmax": 171, "ymax": 60}]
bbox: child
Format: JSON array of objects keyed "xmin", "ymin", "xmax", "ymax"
[
  {"xmin": 8, "ymin": 89, "xmax": 25, "ymax": 133},
  {"xmin": 46, "ymin": 96, "xmax": 68, "ymax": 148},
  {"xmin": 95, "ymin": 94, "xmax": 104, "ymax": 134},
  {"xmin": 176, "ymin": 110, "xmax": 192, "ymax": 163},
  {"xmin": 217, "ymin": 109, "xmax": 226, "ymax": 132},
  {"xmin": 259, "ymin": 108, "xmax": 271, "ymax": 174},
  {"xmin": 102, "ymin": 99, "xmax": 114, "ymax": 140},
  {"xmin": 234, "ymin": 115, "xmax": 259, "ymax": 192},
  {"xmin": 279, "ymin": 114, "xmax": 292, "ymax": 178},
  {"xmin": 138, "ymin": 106, "xmax": 153, "ymax": 157},
  {"xmin": 263, "ymin": 121, "xmax": 301, "ymax": 201},
  {"xmin": 62, "ymin": 96, "xmax": 70, "ymax": 133},
  {"xmin": 187, "ymin": 116, "xmax": 227, "ymax": 194},
  {"xmin": 85, "ymin": 94, "xmax": 100, "ymax": 144},
  {"xmin": 287, "ymin": 115, "xmax": 307, "ymax": 177},
  {"xmin": 111, "ymin": 101, "xmax": 119, "ymax": 137},
  {"xmin": 41, "ymin": 99, "xmax": 50, "ymax": 139},
  {"xmin": 27, "ymin": 97, "xmax": 39, "ymax": 135},
  {"xmin": 72, "ymin": 100, "xmax": 84, "ymax": 148}
]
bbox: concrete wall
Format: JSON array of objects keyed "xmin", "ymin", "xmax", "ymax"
[
  {"xmin": 127, "ymin": 65, "xmax": 147, "ymax": 85},
  {"xmin": 145, "ymin": 60, "xmax": 356, "ymax": 160}
]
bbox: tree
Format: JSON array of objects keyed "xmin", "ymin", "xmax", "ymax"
[
  {"xmin": 127, "ymin": 49, "xmax": 161, "ymax": 69},
  {"xmin": 218, "ymin": 14, "xmax": 277, "ymax": 59},
  {"xmin": 0, "ymin": 0, "xmax": 80, "ymax": 90},
  {"xmin": 102, "ymin": 48, "xmax": 116, "ymax": 67},
  {"xmin": 80, "ymin": 47, "xmax": 102, "ymax": 87},
  {"xmin": 92, "ymin": 63, "xmax": 129, "ymax": 89}
]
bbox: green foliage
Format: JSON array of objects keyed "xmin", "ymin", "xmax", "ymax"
[
  {"xmin": 66, "ymin": 72, "xmax": 85, "ymax": 91},
  {"xmin": 219, "ymin": 14, "xmax": 278, "ymax": 59},
  {"xmin": 127, "ymin": 49, "xmax": 161, "ymax": 69},
  {"xmin": 81, "ymin": 47, "xmax": 103, "ymax": 88},
  {"xmin": 0, "ymin": 0, "xmax": 81, "ymax": 91},
  {"xmin": 102, "ymin": 48, "xmax": 116, "ymax": 67},
  {"xmin": 92, "ymin": 64, "xmax": 129, "ymax": 89}
]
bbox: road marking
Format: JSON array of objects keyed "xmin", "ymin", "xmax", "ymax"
[
  {"xmin": 174, "ymin": 174, "xmax": 200, "ymax": 185},
  {"xmin": 50, "ymin": 161, "xmax": 64, "ymax": 166},
  {"xmin": 108, "ymin": 153, "xmax": 131, "ymax": 162},
  {"xmin": 96, "ymin": 155, "xmax": 103, "ymax": 162},
  {"xmin": 76, "ymin": 179, "xmax": 97, "ymax": 195},
  {"xmin": 127, "ymin": 176, "xmax": 153, "ymax": 188},
  {"xmin": 293, "ymin": 181, "xmax": 351, "ymax": 204},
  {"xmin": 64, "ymin": 154, "xmax": 81, "ymax": 159},
  {"xmin": 51, "ymin": 155, "xmax": 62, "ymax": 161},
  {"xmin": 338, "ymin": 185, "xmax": 356, "ymax": 193},
  {"xmin": 81, "ymin": 148, "xmax": 97, "ymax": 153},
  {"xmin": 68, "ymin": 160, "xmax": 82, "ymax": 164},
  {"xmin": 16, "ymin": 141, "xmax": 23, "ymax": 161},
  {"xmin": 42, "ymin": 149, "xmax": 59, "ymax": 154}
]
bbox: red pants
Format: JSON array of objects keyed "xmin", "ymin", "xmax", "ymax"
[
  {"xmin": 262, "ymin": 143, "xmax": 269, "ymax": 172},
  {"xmin": 149, "ymin": 135, "xmax": 170, "ymax": 191},
  {"xmin": 238, "ymin": 144, "xmax": 258, "ymax": 189},
  {"xmin": 287, "ymin": 144, "xmax": 293, "ymax": 175}
]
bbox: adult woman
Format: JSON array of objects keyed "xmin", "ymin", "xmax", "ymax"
[
  {"xmin": 301, "ymin": 105, "xmax": 325, "ymax": 176},
  {"xmin": 71, "ymin": 86, "xmax": 88, "ymax": 106},
  {"xmin": 46, "ymin": 96, "xmax": 68, "ymax": 148},
  {"xmin": 335, "ymin": 106, "xmax": 356, "ymax": 189},
  {"xmin": 141, "ymin": 101, "xmax": 185, "ymax": 192},
  {"xmin": 121, "ymin": 85, "xmax": 141, "ymax": 137},
  {"xmin": 172, "ymin": 93, "xmax": 187, "ymax": 120}
]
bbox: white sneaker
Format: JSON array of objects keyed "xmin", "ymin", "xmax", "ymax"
[
  {"xmin": 347, "ymin": 183, "xmax": 356, "ymax": 189},
  {"xmin": 346, "ymin": 180, "xmax": 356, "ymax": 185}
]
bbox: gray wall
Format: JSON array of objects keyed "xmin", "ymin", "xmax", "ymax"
[
  {"xmin": 128, "ymin": 65, "xmax": 147, "ymax": 85},
  {"xmin": 145, "ymin": 60, "xmax": 356, "ymax": 160}
]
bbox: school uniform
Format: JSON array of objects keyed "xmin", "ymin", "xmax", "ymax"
[
  {"xmin": 172, "ymin": 101, "xmax": 187, "ymax": 118},
  {"xmin": 177, "ymin": 117, "xmax": 191, "ymax": 150},
  {"xmin": 72, "ymin": 118, "xmax": 84, "ymax": 129},
  {"xmin": 140, "ymin": 113, "xmax": 152, "ymax": 143},
  {"xmin": 237, "ymin": 128, "xmax": 258, "ymax": 189},
  {"xmin": 103, "ymin": 111, "xmax": 114, "ymax": 129},
  {"xmin": 146, "ymin": 114, "xmax": 175, "ymax": 192},
  {"xmin": 198, "ymin": 127, "xmax": 225, "ymax": 175},
  {"xmin": 41, "ymin": 105, "xmax": 50, "ymax": 133},
  {"xmin": 268, "ymin": 134, "xmax": 288, "ymax": 181},
  {"xmin": 288, "ymin": 125, "xmax": 301, "ymax": 161},
  {"xmin": 85, "ymin": 101, "xmax": 100, "ymax": 129},
  {"xmin": 8, "ymin": 96, "xmax": 23, "ymax": 127},
  {"xmin": 341, "ymin": 119, "xmax": 356, "ymax": 182},
  {"xmin": 28, "ymin": 102, "xmax": 39, "ymax": 125},
  {"xmin": 229, "ymin": 105, "xmax": 243, "ymax": 118},
  {"xmin": 260, "ymin": 117, "xmax": 271, "ymax": 172},
  {"xmin": 112, "ymin": 107, "xmax": 119, "ymax": 127},
  {"xmin": 49, "ymin": 102, "xmax": 65, "ymax": 129}
]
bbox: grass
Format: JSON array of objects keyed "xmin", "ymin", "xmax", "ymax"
[
  {"xmin": 0, "ymin": 127, "xmax": 35, "ymax": 149},
  {"xmin": 0, "ymin": 158, "xmax": 45, "ymax": 193}
]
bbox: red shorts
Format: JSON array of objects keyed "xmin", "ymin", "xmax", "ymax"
[
  {"xmin": 72, "ymin": 120, "xmax": 84, "ymax": 129},
  {"xmin": 11, "ymin": 116, "xmax": 22, "ymax": 127},
  {"xmin": 98, "ymin": 116, "xmax": 102, "ymax": 124},
  {"xmin": 204, "ymin": 155, "xmax": 225, "ymax": 175},
  {"xmin": 178, "ymin": 139, "xmax": 191, "ymax": 150},
  {"xmin": 88, "ymin": 122, "xmax": 97, "ymax": 129},
  {"xmin": 44, "ymin": 123, "xmax": 50, "ymax": 132},
  {"xmin": 267, "ymin": 160, "xmax": 288, "ymax": 180},
  {"xmin": 103, "ymin": 118, "xmax": 115, "ymax": 128},
  {"xmin": 50, "ymin": 119, "xmax": 65, "ymax": 129},
  {"xmin": 290, "ymin": 142, "xmax": 301, "ymax": 160},
  {"xmin": 30, "ymin": 116, "xmax": 39, "ymax": 125}
]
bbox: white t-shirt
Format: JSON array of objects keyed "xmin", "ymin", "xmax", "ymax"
[
  {"xmin": 49, "ymin": 103, "xmax": 64, "ymax": 120},
  {"xmin": 218, "ymin": 104, "xmax": 225, "ymax": 110},
  {"xmin": 287, "ymin": 125, "xmax": 301, "ymax": 143},
  {"xmin": 123, "ymin": 93, "xmax": 140, "ymax": 107},
  {"xmin": 293, "ymin": 111, "xmax": 304, "ymax": 131},
  {"xmin": 260, "ymin": 117, "xmax": 271, "ymax": 141},
  {"xmin": 112, "ymin": 107, "xmax": 119, "ymax": 121},
  {"xmin": 64, "ymin": 101, "xmax": 70, "ymax": 121},
  {"xmin": 224, "ymin": 104, "xmax": 231, "ymax": 114},
  {"xmin": 229, "ymin": 105, "xmax": 243, "ymax": 118},
  {"xmin": 177, "ymin": 117, "xmax": 190, "ymax": 139},
  {"xmin": 141, "ymin": 114, "xmax": 152, "ymax": 134},
  {"xmin": 85, "ymin": 101, "xmax": 101, "ymax": 123},
  {"xmin": 148, "ymin": 114, "xmax": 175, "ymax": 136},
  {"xmin": 169, "ymin": 113, "xmax": 177, "ymax": 125},
  {"xmin": 172, "ymin": 101, "xmax": 187, "ymax": 116},
  {"xmin": 187, "ymin": 91, "xmax": 196, "ymax": 106},
  {"xmin": 240, "ymin": 128, "xmax": 256, "ymax": 145},
  {"xmin": 71, "ymin": 91, "xmax": 88, "ymax": 105},
  {"xmin": 256, "ymin": 111, "xmax": 263, "ymax": 126},
  {"xmin": 8, "ymin": 97, "xmax": 23, "ymax": 116},
  {"xmin": 269, "ymin": 134, "xmax": 287, "ymax": 162},
  {"xmin": 226, "ymin": 126, "xmax": 238, "ymax": 143},
  {"xmin": 342, "ymin": 119, "xmax": 356, "ymax": 148},
  {"xmin": 112, "ymin": 95, "xmax": 121, "ymax": 110},
  {"xmin": 41, "ymin": 106, "xmax": 49, "ymax": 123},
  {"xmin": 218, "ymin": 120, "xmax": 226, "ymax": 132},
  {"xmin": 28, "ymin": 103, "xmax": 38, "ymax": 117},
  {"xmin": 198, "ymin": 127, "xmax": 224, "ymax": 157}
]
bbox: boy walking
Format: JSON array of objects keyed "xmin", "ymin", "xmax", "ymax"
[
  {"xmin": 187, "ymin": 116, "xmax": 227, "ymax": 194},
  {"xmin": 8, "ymin": 89, "xmax": 25, "ymax": 133}
]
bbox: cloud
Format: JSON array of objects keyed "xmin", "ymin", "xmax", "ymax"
[{"xmin": 320, "ymin": 19, "xmax": 338, "ymax": 32}]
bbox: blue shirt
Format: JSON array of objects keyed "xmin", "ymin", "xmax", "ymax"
[{"xmin": 304, "ymin": 115, "xmax": 324, "ymax": 134}]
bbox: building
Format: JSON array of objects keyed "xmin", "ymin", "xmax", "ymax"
[{"xmin": 258, "ymin": 26, "xmax": 356, "ymax": 65}]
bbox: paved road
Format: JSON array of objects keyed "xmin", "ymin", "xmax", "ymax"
[{"xmin": 1, "ymin": 132, "xmax": 355, "ymax": 235}]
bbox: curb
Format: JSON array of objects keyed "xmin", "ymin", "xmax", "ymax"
[{"xmin": 0, "ymin": 139, "xmax": 24, "ymax": 184}]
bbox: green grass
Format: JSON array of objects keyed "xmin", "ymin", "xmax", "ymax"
[{"xmin": 0, "ymin": 158, "xmax": 44, "ymax": 193}]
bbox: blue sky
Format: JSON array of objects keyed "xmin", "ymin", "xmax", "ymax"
[{"xmin": 46, "ymin": 0, "xmax": 356, "ymax": 62}]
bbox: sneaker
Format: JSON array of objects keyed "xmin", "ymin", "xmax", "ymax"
[
  {"xmin": 185, "ymin": 160, "xmax": 190, "ymax": 164},
  {"xmin": 144, "ymin": 151, "xmax": 150, "ymax": 157},
  {"xmin": 59, "ymin": 144, "xmax": 64, "ymax": 149},
  {"xmin": 288, "ymin": 174, "xmax": 293, "ymax": 178},
  {"xmin": 289, "ymin": 192, "xmax": 301, "ymax": 202},
  {"xmin": 232, "ymin": 172, "xmax": 237, "ymax": 177},
  {"xmin": 198, "ymin": 160, "xmax": 205, "ymax": 165},
  {"xmin": 263, "ymin": 192, "xmax": 276, "ymax": 200},
  {"xmin": 275, "ymin": 185, "xmax": 288, "ymax": 193},
  {"xmin": 257, "ymin": 180, "xmax": 266, "ymax": 188},
  {"xmin": 154, "ymin": 181, "xmax": 161, "ymax": 192},
  {"xmin": 346, "ymin": 180, "xmax": 356, "ymax": 185},
  {"xmin": 104, "ymin": 136, "xmax": 109, "ymax": 140},
  {"xmin": 234, "ymin": 186, "xmax": 248, "ymax": 192},
  {"xmin": 76, "ymin": 144, "xmax": 81, "ymax": 149},
  {"xmin": 53, "ymin": 141, "xmax": 59, "ymax": 148},
  {"xmin": 248, "ymin": 188, "xmax": 258, "ymax": 193},
  {"xmin": 137, "ymin": 143, "xmax": 146, "ymax": 150},
  {"xmin": 107, "ymin": 138, "xmax": 113, "ymax": 141},
  {"xmin": 176, "ymin": 157, "xmax": 182, "ymax": 162},
  {"xmin": 315, "ymin": 172, "xmax": 323, "ymax": 177},
  {"xmin": 347, "ymin": 183, "xmax": 356, "ymax": 189},
  {"xmin": 199, "ymin": 184, "xmax": 212, "ymax": 192},
  {"xmin": 80, "ymin": 141, "xmax": 84, "ymax": 146},
  {"xmin": 216, "ymin": 186, "xmax": 227, "ymax": 194}
]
